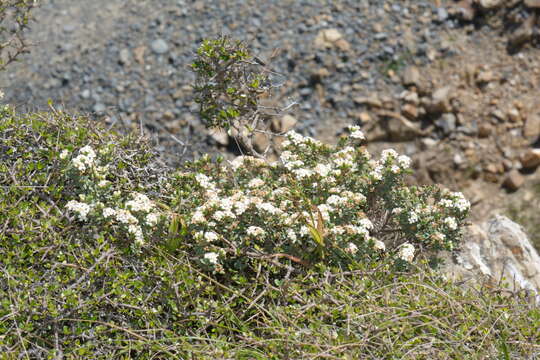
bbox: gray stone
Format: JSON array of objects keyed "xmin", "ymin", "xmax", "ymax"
[
  {"xmin": 151, "ymin": 39, "xmax": 169, "ymax": 54},
  {"xmin": 437, "ymin": 7, "xmax": 448, "ymax": 22},
  {"xmin": 119, "ymin": 48, "xmax": 131, "ymax": 65},
  {"xmin": 435, "ymin": 113, "xmax": 456, "ymax": 135},
  {"xmin": 442, "ymin": 215, "xmax": 540, "ymax": 303},
  {"xmin": 93, "ymin": 103, "xmax": 106, "ymax": 114}
]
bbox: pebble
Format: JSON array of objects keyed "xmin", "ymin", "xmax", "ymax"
[
  {"xmin": 503, "ymin": 170, "xmax": 524, "ymax": 191},
  {"xmin": 523, "ymin": 112, "xmax": 540, "ymax": 139},
  {"xmin": 520, "ymin": 148, "xmax": 540, "ymax": 169},
  {"xmin": 435, "ymin": 113, "xmax": 457, "ymax": 135},
  {"xmin": 151, "ymin": 39, "xmax": 169, "ymax": 54}
]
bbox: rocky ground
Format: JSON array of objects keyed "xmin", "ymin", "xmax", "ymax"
[{"xmin": 1, "ymin": 0, "xmax": 540, "ymax": 247}]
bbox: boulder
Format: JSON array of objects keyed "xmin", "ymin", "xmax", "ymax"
[{"xmin": 442, "ymin": 215, "xmax": 540, "ymax": 303}]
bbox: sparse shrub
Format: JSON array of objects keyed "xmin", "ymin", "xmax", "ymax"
[{"xmin": 0, "ymin": 0, "xmax": 37, "ymax": 72}]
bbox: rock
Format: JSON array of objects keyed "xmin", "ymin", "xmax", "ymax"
[
  {"xmin": 507, "ymin": 108, "xmax": 521, "ymax": 123},
  {"xmin": 442, "ymin": 216, "xmax": 540, "ymax": 302},
  {"xmin": 437, "ymin": 7, "xmax": 448, "ymax": 22},
  {"xmin": 358, "ymin": 112, "xmax": 372, "ymax": 123},
  {"xmin": 430, "ymin": 86, "xmax": 452, "ymax": 114},
  {"xmin": 479, "ymin": 0, "xmax": 502, "ymax": 9},
  {"xmin": 253, "ymin": 132, "xmax": 270, "ymax": 153},
  {"xmin": 273, "ymin": 114, "xmax": 297, "ymax": 133},
  {"xmin": 133, "ymin": 46, "xmax": 146, "ymax": 64},
  {"xmin": 93, "ymin": 103, "xmax": 106, "ymax": 114},
  {"xmin": 151, "ymin": 39, "xmax": 169, "ymax": 55},
  {"xmin": 314, "ymin": 28, "xmax": 349, "ymax": 50},
  {"xmin": 524, "ymin": 0, "xmax": 540, "ymax": 8},
  {"xmin": 402, "ymin": 66, "xmax": 421, "ymax": 87},
  {"xmin": 476, "ymin": 70, "xmax": 495, "ymax": 85},
  {"xmin": 523, "ymin": 112, "xmax": 540, "ymax": 139},
  {"xmin": 353, "ymin": 96, "xmax": 382, "ymax": 108},
  {"xmin": 453, "ymin": 0, "xmax": 475, "ymax": 21},
  {"xmin": 520, "ymin": 148, "xmax": 540, "ymax": 169},
  {"xmin": 503, "ymin": 170, "xmax": 524, "ymax": 191},
  {"xmin": 420, "ymin": 138, "xmax": 438, "ymax": 149},
  {"xmin": 509, "ymin": 15, "xmax": 535, "ymax": 50},
  {"xmin": 209, "ymin": 128, "xmax": 229, "ymax": 146},
  {"xmin": 119, "ymin": 48, "xmax": 131, "ymax": 65},
  {"xmin": 399, "ymin": 90, "xmax": 419, "ymax": 105},
  {"xmin": 435, "ymin": 113, "xmax": 456, "ymax": 135},
  {"xmin": 401, "ymin": 103, "xmax": 418, "ymax": 120}
]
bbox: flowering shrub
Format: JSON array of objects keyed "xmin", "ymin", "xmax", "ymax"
[
  {"xmin": 159, "ymin": 126, "xmax": 470, "ymax": 274},
  {"xmin": 61, "ymin": 144, "xmax": 166, "ymax": 250}
]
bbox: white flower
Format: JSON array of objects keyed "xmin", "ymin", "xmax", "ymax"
[
  {"xmin": 191, "ymin": 210, "xmax": 206, "ymax": 224},
  {"xmin": 392, "ymin": 207, "xmax": 403, "ymax": 215},
  {"xmin": 380, "ymin": 149, "xmax": 398, "ymax": 163},
  {"xmin": 357, "ymin": 218, "xmax": 373, "ymax": 230},
  {"xmin": 390, "ymin": 165, "xmax": 400, "ymax": 174},
  {"xmin": 373, "ymin": 239, "xmax": 386, "ymax": 251},
  {"xmin": 286, "ymin": 229, "xmax": 298, "ymax": 243},
  {"xmin": 247, "ymin": 226, "xmax": 266, "ymax": 237},
  {"xmin": 213, "ymin": 210, "xmax": 234, "ymax": 221},
  {"xmin": 444, "ymin": 217, "xmax": 458, "ymax": 230},
  {"xmin": 348, "ymin": 125, "xmax": 365, "ymax": 140},
  {"xmin": 326, "ymin": 195, "xmax": 347, "ymax": 206},
  {"xmin": 204, "ymin": 231, "xmax": 219, "ymax": 242},
  {"xmin": 345, "ymin": 242, "xmax": 358, "ymax": 254},
  {"xmin": 128, "ymin": 224, "xmax": 145, "ymax": 245},
  {"xmin": 248, "ymin": 178, "xmax": 265, "ymax": 188},
  {"xmin": 195, "ymin": 174, "xmax": 215, "ymax": 189},
  {"xmin": 65, "ymin": 200, "xmax": 92, "ymax": 221},
  {"xmin": 102, "ymin": 207, "xmax": 116, "ymax": 218},
  {"xmin": 146, "ymin": 212, "xmax": 160, "ymax": 226},
  {"xmin": 398, "ymin": 243, "xmax": 415, "ymax": 262},
  {"xmin": 204, "ymin": 252, "xmax": 219, "ymax": 265},
  {"xmin": 293, "ymin": 168, "xmax": 314, "ymax": 179},
  {"xmin": 0, "ymin": 90, "xmax": 4, "ymax": 99},
  {"xmin": 314, "ymin": 163, "xmax": 331, "ymax": 177},
  {"xmin": 257, "ymin": 202, "xmax": 283, "ymax": 216},
  {"xmin": 397, "ymin": 155, "xmax": 411, "ymax": 169},
  {"xmin": 115, "ymin": 209, "xmax": 138, "ymax": 224},
  {"xmin": 126, "ymin": 192, "xmax": 154, "ymax": 212},
  {"xmin": 59, "ymin": 149, "xmax": 70, "ymax": 160},
  {"xmin": 408, "ymin": 211, "xmax": 418, "ymax": 224},
  {"xmin": 97, "ymin": 180, "xmax": 109, "ymax": 188},
  {"xmin": 79, "ymin": 145, "xmax": 96, "ymax": 159}
]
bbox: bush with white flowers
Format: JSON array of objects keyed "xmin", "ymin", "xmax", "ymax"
[
  {"xmin": 160, "ymin": 125, "xmax": 470, "ymax": 274},
  {"xmin": 62, "ymin": 145, "xmax": 165, "ymax": 249}
]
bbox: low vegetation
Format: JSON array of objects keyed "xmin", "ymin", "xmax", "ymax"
[{"xmin": 0, "ymin": 37, "xmax": 539, "ymax": 358}]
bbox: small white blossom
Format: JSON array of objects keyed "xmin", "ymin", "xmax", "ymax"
[
  {"xmin": 314, "ymin": 163, "xmax": 331, "ymax": 177},
  {"xmin": 195, "ymin": 174, "xmax": 215, "ymax": 189},
  {"xmin": 146, "ymin": 212, "xmax": 160, "ymax": 226},
  {"xmin": 286, "ymin": 229, "xmax": 298, "ymax": 243},
  {"xmin": 248, "ymin": 178, "xmax": 265, "ymax": 188},
  {"xmin": 444, "ymin": 217, "xmax": 458, "ymax": 230},
  {"xmin": 408, "ymin": 211, "xmax": 419, "ymax": 224},
  {"xmin": 345, "ymin": 242, "xmax": 358, "ymax": 254},
  {"xmin": 97, "ymin": 180, "xmax": 109, "ymax": 188},
  {"xmin": 191, "ymin": 210, "xmax": 206, "ymax": 224},
  {"xmin": 247, "ymin": 226, "xmax": 266, "ymax": 237},
  {"xmin": 65, "ymin": 200, "xmax": 92, "ymax": 221},
  {"xmin": 204, "ymin": 231, "xmax": 219, "ymax": 242},
  {"xmin": 115, "ymin": 209, "xmax": 138, "ymax": 225},
  {"xmin": 373, "ymin": 239, "xmax": 386, "ymax": 251},
  {"xmin": 397, "ymin": 155, "xmax": 411, "ymax": 169},
  {"xmin": 348, "ymin": 125, "xmax": 365, "ymax": 140},
  {"xmin": 326, "ymin": 195, "xmax": 347, "ymax": 207},
  {"xmin": 204, "ymin": 252, "xmax": 219, "ymax": 265},
  {"xmin": 102, "ymin": 207, "xmax": 116, "ymax": 218},
  {"xmin": 126, "ymin": 192, "xmax": 154, "ymax": 213},
  {"xmin": 380, "ymin": 149, "xmax": 398, "ymax": 163},
  {"xmin": 398, "ymin": 243, "xmax": 415, "ymax": 262},
  {"xmin": 59, "ymin": 149, "xmax": 70, "ymax": 160},
  {"xmin": 257, "ymin": 202, "xmax": 283, "ymax": 216},
  {"xmin": 128, "ymin": 224, "xmax": 144, "ymax": 245}
]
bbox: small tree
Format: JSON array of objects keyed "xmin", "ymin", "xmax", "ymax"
[
  {"xmin": 0, "ymin": 0, "xmax": 37, "ymax": 72},
  {"xmin": 191, "ymin": 36, "xmax": 296, "ymax": 158}
]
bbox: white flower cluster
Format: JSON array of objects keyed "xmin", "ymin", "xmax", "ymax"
[
  {"xmin": 440, "ymin": 191, "xmax": 471, "ymax": 213},
  {"xmin": 398, "ymin": 243, "xmax": 415, "ymax": 262},
  {"xmin": 72, "ymin": 145, "xmax": 97, "ymax": 172},
  {"xmin": 348, "ymin": 125, "xmax": 365, "ymax": 140},
  {"xmin": 65, "ymin": 200, "xmax": 92, "ymax": 221},
  {"xmin": 126, "ymin": 192, "xmax": 154, "ymax": 212}
]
